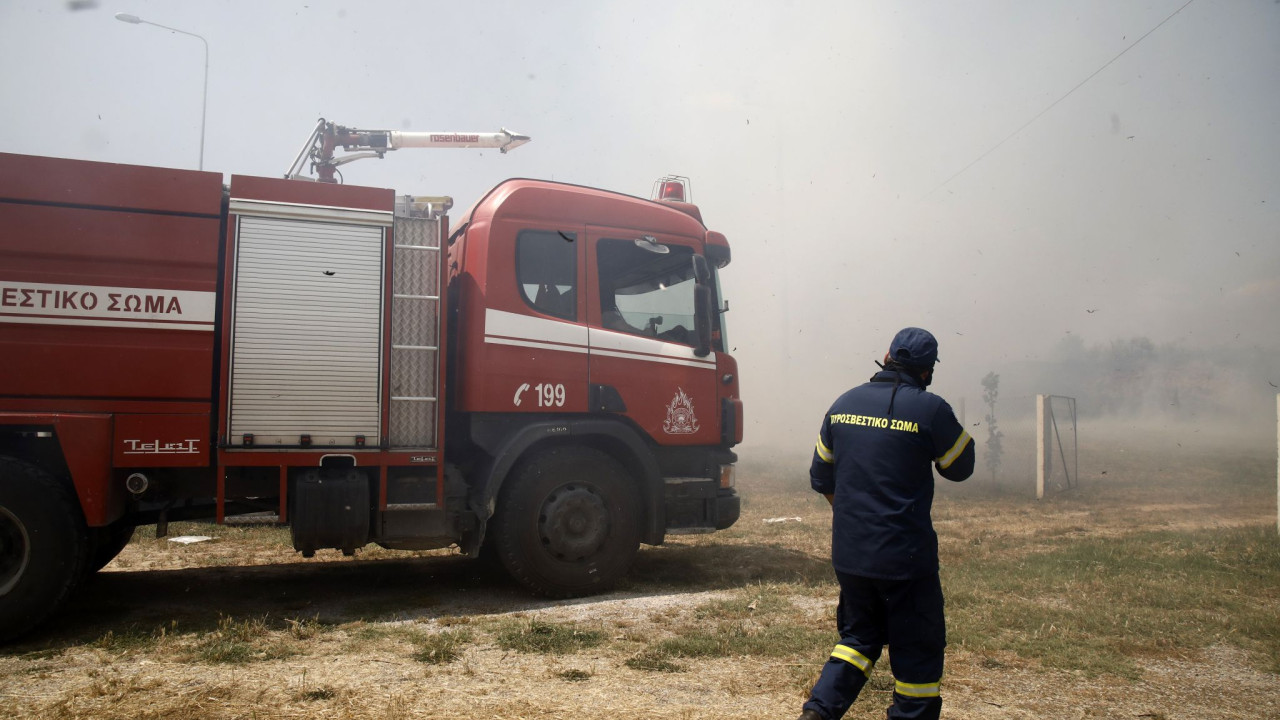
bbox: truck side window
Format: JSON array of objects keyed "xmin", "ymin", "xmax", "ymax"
[
  {"xmin": 517, "ymin": 229, "xmax": 577, "ymax": 320},
  {"xmin": 597, "ymin": 238, "xmax": 695, "ymax": 346}
]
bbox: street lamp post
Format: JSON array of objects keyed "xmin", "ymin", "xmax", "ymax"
[{"xmin": 114, "ymin": 12, "xmax": 208, "ymax": 171}]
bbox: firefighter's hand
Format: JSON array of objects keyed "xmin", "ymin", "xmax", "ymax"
[{"xmin": 823, "ymin": 493, "xmax": 834, "ymax": 506}]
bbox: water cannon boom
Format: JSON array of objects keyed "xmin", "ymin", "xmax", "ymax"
[{"xmin": 286, "ymin": 119, "xmax": 531, "ymax": 183}]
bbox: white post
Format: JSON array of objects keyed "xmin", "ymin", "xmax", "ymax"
[
  {"xmin": 958, "ymin": 397, "xmax": 966, "ymax": 426},
  {"xmin": 1036, "ymin": 394, "xmax": 1047, "ymax": 500},
  {"xmin": 1275, "ymin": 394, "xmax": 1278, "ymax": 535}
]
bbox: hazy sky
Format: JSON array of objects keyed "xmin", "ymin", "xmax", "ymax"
[{"xmin": 2, "ymin": 0, "xmax": 1277, "ymax": 448}]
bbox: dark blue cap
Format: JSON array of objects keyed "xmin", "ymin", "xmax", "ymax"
[{"xmin": 889, "ymin": 327, "xmax": 939, "ymax": 368}]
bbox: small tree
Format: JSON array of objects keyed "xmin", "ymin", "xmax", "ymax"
[{"xmin": 981, "ymin": 371, "xmax": 1003, "ymax": 481}]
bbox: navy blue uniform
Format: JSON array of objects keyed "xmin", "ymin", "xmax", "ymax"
[{"xmin": 804, "ymin": 368, "xmax": 974, "ymax": 720}]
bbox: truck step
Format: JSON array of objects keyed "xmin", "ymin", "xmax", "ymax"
[
  {"xmin": 222, "ymin": 511, "xmax": 281, "ymax": 525},
  {"xmin": 384, "ymin": 502, "xmax": 438, "ymax": 511}
]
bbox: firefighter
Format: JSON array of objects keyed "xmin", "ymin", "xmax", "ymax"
[{"xmin": 797, "ymin": 327, "xmax": 975, "ymax": 720}]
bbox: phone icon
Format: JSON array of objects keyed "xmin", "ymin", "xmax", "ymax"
[{"xmin": 513, "ymin": 383, "xmax": 531, "ymax": 406}]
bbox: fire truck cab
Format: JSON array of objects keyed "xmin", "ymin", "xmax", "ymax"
[{"xmin": 447, "ymin": 178, "xmax": 741, "ymax": 590}]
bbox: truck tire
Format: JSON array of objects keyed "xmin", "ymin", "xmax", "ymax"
[
  {"xmin": 492, "ymin": 446, "xmax": 641, "ymax": 598},
  {"xmin": 0, "ymin": 457, "xmax": 89, "ymax": 644}
]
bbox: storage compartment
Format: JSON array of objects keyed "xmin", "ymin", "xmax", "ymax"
[{"xmin": 226, "ymin": 215, "xmax": 386, "ymax": 447}]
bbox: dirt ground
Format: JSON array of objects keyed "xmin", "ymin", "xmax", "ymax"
[{"xmin": 1, "ymin": 439, "xmax": 1277, "ymax": 720}]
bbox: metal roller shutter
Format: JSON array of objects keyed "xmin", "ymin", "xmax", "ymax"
[{"xmin": 228, "ymin": 216, "xmax": 385, "ymax": 446}]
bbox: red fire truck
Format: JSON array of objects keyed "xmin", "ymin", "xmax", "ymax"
[{"xmin": 0, "ymin": 121, "xmax": 742, "ymax": 642}]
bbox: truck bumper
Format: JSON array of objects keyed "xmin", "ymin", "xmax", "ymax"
[
  {"xmin": 714, "ymin": 489, "xmax": 740, "ymax": 530},
  {"xmin": 663, "ymin": 483, "xmax": 740, "ymax": 534}
]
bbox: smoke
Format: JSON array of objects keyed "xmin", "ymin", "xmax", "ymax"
[
  {"xmin": 1010, "ymin": 336, "xmax": 1277, "ymax": 424},
  {"xmin": 743, "ymin": 330, "xmax": 1280, "ymax": 482},
  {"xmin": 2, "ymin": 2, "xmax": 1278, "ymax": 476}
]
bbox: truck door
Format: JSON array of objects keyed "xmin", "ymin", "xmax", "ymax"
[
  {"xmin": 586, "ymin": 231, "xmax": 718, "ymax": 445},
  {"xmin": 472, "ymin": 225, "xmax": 589, "ymax": 414}
]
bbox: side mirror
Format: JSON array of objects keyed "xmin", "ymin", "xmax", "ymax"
[
  {"xmin": 691, "ymin": 255, "xmax": 713, "ymax": 357},
  {"xmin": 691, "ymin": 253, "xmax": 711, "ymax": 283}
]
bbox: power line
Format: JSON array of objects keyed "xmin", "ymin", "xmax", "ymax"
[{"xmin": 926, "ymin": 0, "xmax": 1196, "ymax": 198}]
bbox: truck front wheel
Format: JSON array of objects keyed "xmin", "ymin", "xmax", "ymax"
[
  {"xmin": 492, "ymin": 447, "xmax": 641, "ymax": 597},
  {"xmin": 0, "ymin": 457, "xmax": 88, "ymax": 644}
]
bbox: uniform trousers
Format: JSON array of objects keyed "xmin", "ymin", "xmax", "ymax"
[{"xmin": 803, "ymin": 571, "xmax": 946, "ymax": 720}]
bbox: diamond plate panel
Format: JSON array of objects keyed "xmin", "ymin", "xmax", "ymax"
[
  {"xmin": 391, "ymin": 347, "xmax": 437, "ymax": 399},
  {"xmin": 392, "ymin": 297, "xmax": 439, "ymax": 348},
  {"xmin": 393, "ymin": 244, "xmax": 439, "ymax": 296},
  {"xmin": 390, "ymin": 401, "xmax": 436, "ymax": 447},
  {"xmin": 389, "ymin": 214, "xmax": 442, "ymax": 448},
  {"xmin": 394, "ymin": 216, "xmax": 440, "ymax": 248}
]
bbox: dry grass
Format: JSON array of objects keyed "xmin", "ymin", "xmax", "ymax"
[
  {"xmin": 496, "ymin": 619, "xmax": 604, "ymax": 655},
  {"xmin": 0, "ymin": 433, "xmax": 1277, "ymax": 719}
]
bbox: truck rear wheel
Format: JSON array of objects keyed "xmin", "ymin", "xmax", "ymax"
[
  {"xmin": 492, "ymin": 447, "xmax": 641, "ymax": 597},
  {"xmin": 0, "ymin": 457, "xmax": 88, "ymax": 644}
]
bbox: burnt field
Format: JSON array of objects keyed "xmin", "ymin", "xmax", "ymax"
[{"xmin": 1, "ymin": 432, "xmax": 1277, "ymax": 720}]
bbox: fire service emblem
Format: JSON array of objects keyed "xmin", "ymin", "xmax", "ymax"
[{"xmin": 662, "ymin": 387, "xmax": 700, "ymax": 435}]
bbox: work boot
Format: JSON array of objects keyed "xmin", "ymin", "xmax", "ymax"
[{"xmin": 796, "ymin": 710, "xmax": 824, "ymax": 720}]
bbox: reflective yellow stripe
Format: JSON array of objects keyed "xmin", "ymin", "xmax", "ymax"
[
  {"xmin": 935, "ymin": 430, "xmax": 971, "ymax": 469},
  {"xmin": 895, "ymin": 679, "xmax": 941, "ymax": 698},
  {"xmin": 829, "ymin": 644, "xmax": 873, "ymax": 676},
  {"xmin": 815, "ymin": 435, "xmax": 833, "ymax": 463}
]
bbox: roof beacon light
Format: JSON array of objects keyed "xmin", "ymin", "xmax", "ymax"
[{"xmin": 653, "ymin": 175, "xmax": 690, "ymax": 204}]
